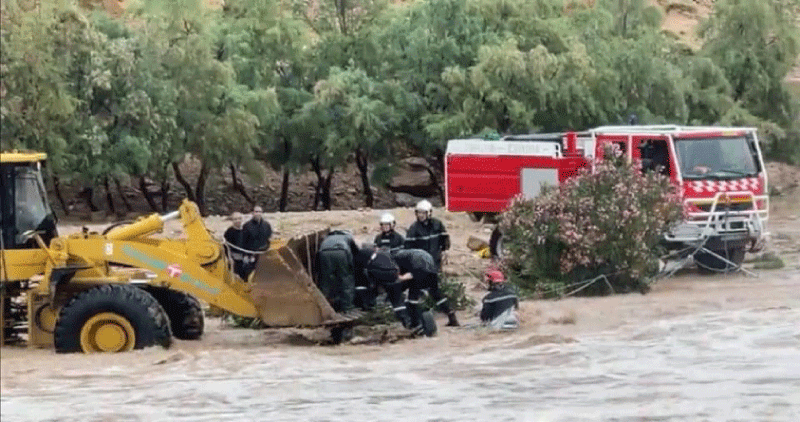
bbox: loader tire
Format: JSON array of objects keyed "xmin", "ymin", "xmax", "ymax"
[
  {"xmin": 146, "ymin": 288, "xmax": 204, "ymax": 340},
  {"xmin": 54, "ymin": 284, "xmax": 172, "ymax": 353}
]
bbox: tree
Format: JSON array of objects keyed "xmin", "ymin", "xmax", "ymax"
[
  {"xmin": 220, "ymin": 0, "xmax": 308, "ymax": 211},
  {"xmin": 311, "ymin": 67, "xmax": 398, "ymax": 207},
  {"xmin": 136, "ymin": 0, "xmax": 260, "ymax": 214},
  {"xmin": 700, "ymin": 0, "xmax": 800, "ymax": 162},
  {"xmin": 0, "ymin": 0, "xmax": 78, "ymax": 176}
]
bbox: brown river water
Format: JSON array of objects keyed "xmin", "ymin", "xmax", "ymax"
[{"xmin": 2, "ymin": 303, "xmax": 799, "ymax": 422}]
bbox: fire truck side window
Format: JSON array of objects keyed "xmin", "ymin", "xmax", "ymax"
[{"xmin": 639, "ymin": 140, "xmax": 670, "ymax": 176}]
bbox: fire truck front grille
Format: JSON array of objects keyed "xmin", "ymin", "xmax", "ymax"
[{"xmin": 696, "ymin": 202, "xmax": 754, "ymax": 212}]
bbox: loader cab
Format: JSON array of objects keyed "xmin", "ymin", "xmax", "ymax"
[{"xmin": 0, "ymin": 152, "xmax": 58, "ymax": 249}]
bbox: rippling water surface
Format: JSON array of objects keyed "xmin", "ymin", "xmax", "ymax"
[{"xmin": 3, "ymin": 307, "xmax": 799, "ymax": 422}]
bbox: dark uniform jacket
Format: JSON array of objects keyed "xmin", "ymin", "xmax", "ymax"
[
  {"xmin": 374, "ymin": 231, "xmax": 404, "ymax": 253},
  {"xmin": 319, "ymin": 230, "xmax": 358, "ymax": 255},
  {"xmin": 224, "ymin": 227, "xmax": 246, "ymax": 259},
  {"xmin": 404, "ymin": 218, "xmax": 449, "ymax": 267},
  {"xmin": 392, "ymin": 249, "xmax": 437, "ymax": 282},
  {"xmin": 243, "ymin": 218, "xmax": 272, "ymax": 252},
  {"xmin": 480, "ymin": 284, "xmax": 519, "ymax": 323}
]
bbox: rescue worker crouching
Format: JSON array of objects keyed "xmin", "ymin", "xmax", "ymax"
[
  {"xmin": 374, "ymin": 212, "xmax": 404, "ymax": 253},
  {"xmin": 480, "ymin": 269, "xmax": 519, "ymax": 330},
  {"xmin": 361, "ymin": 247, "xmax": 411, "ymax": 328},
  {"xmin": 392, "ymin": 248, "xmax": 460, "ymax": 331},
  {"xmin": 317, "ymin": 230, "xmax": 360, "ymax": 316},
  {"xmin": 405, "ymin": 200, "xmax": 450, "ymax": 271},
  {"xmin": 353, "ymin": 244, "xmax": 379, "ymax": 311}
]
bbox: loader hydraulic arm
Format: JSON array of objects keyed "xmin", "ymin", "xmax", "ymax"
[{"xmin": 53, "ymin": 200, "xmax": 261, "ymax": 318}]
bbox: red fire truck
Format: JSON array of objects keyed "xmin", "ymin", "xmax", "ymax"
[{"xmin": 445, "ymin": 125, "xmax": 769, "ymax": 271}]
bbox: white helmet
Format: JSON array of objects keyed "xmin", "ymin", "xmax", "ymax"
[
  {"xmin": 415, "ymin": 199, "xmax": 433, "ymax": 213},
  {"xmin": 380, "ymin": 213, "xmax": 395, "ymax": 225}
]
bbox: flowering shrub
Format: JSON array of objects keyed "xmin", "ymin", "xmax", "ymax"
[{"xmin": 500, "ymin": 151, "xmax": 683, "ymax": 297}]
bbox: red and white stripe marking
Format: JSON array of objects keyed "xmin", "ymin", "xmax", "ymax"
[{"xmin": 689, "ymin": 177, "xmax": 760, "ymax": 193}]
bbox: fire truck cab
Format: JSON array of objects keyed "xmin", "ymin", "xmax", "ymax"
[{"xmin": 445, "ymin": 125, "xmax": 769, "ymax": 272}]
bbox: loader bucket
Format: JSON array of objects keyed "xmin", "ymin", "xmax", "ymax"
[{"xmin": 248, "ymin": 228, "xmax": 351, "ymax": 327}]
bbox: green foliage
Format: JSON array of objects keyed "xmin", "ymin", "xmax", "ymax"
[
  {"xmin": 500, "ymin": 151, "xmax": 683, "ymax": 297},
  {"xmin": 2, "ymin": 0, "xmax": 798, "ymax": 211},
  {"xmin": 751, "ymin": 253, "xmax": 786, "ymax": 270},
  {"xmin": 427, "ymin": 275, "xmax": 475, "ymax": 311},
  {"xmin": 699, "ymin": 0, "xmax": 800, "ymax": 162}
]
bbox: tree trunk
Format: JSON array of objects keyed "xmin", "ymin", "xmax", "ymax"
[
  {"xmin": 114, "ymin": 178, "xmax": 133, "ymax": 212},
  {"xmin": 160, "ymin": 179, "xmax": 170, "ymax": 212},
  {"xmin": 322, "ymin": 169, "xmax": 334, "ymax": 210},
  {"xmin": 229, "ymin": 163, "xmax": 254, "ymax": 205},
  {"xmin": 311, "ymin": 158, "xmax": 323, "ymax": 211},
  {"xmin": 279, "ymin": 167, "xmax": 290, "ymax": 212},
  {"xmin": 355, "ymin": 148, "xmax": 373, "ymax": 208},
  {"xmin": 80, "ymin": 187, "xmax": 99, "ymax": 212},
  {"xmin": 194, "ymin": 162, "xmax": 209, "ymax": 215},
  {"xmin": 102, "ymin": 177, "xmax": 116, "ymax": 215},
  {"xmin": 429, "ymin": 150, "xmax": 446, "ymax": 205},
  {"xmin": 138, "ymin": 176, "xmax": 160, "ymax": 212},
  {"xmin": 172, "ymin": 161, "xmax": 196, "ymax": 202},
  {"xmin": 52, "ymin": 176, "xmax": 69, "ymax": 216}
]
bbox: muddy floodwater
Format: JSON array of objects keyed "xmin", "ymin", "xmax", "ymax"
[{"xmin": 2, "ymin": 304, "xmax": 799, "ymax": 422}]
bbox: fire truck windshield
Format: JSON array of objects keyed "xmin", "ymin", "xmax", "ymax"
[{"xmin": 674, "ymin": 136, "xmax": 759, "ymax": 180}]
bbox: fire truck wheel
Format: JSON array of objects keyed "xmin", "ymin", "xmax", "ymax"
[
  {"xmin": 468, "ymin": 212, "xmax": 485, "ymax": 223},
  {"xmin": 694, "ymin": 246, "xmax": 746, "ymax": 274},
  {"xmin": 489, "ymin": 227, "xmax": 505, "ymax": 258}
]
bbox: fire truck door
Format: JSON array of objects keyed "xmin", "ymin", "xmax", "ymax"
[{"xmin": 635, "ymin": 136, "xmax": 673, "ymax": 176}]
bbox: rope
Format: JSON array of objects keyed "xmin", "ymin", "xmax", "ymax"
[{"xmin": 223, "ymin": 241, "xmax": 268, "ymax": 256}]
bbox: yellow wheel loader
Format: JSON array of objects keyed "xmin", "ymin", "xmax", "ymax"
[{"xmin": 0, "ymin": 151, "xmax": 353, "ymax": 353}]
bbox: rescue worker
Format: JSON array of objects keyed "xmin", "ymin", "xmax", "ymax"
[
  {"xmin": 480, "ymin": 268, "xmax": 519, "ymax": 330},
  {"xmin": 404, "ymin": 200, "xmax": 450, "ymax": 271},
  {"xmin": 243, "ymin": 205, "xmax": 272, "ymax": 275},
  {"xmin": 374, "ymin": 212, "xmax": 404, "ymax": 253},
  {"xmin": 392, "ymin": 248, "xmax": 460, "ymax": 332},
  {"xmin": 362, "ymin": 247, "xmax": 410, "ymax": 327},
  {"xmin": 316, "ymin": 230, "xmax": 360, "ymax": 315},
  {"xmin": 353, "ymin": 244, "xmax": 378, "ymax": 311},
  {"xmin": 223, "ymin": 212, "xmax": 248, "ymax": 280}
]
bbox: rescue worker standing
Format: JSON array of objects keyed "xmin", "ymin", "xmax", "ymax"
[
  {"xmin": 317, "ymin": 230, "xmax": 360, "ymax": 315},
  {"xmin": 223, "ymin": 212, "xmax": 248, "ymax": 280},
  {"xmin": 392, "ymin": 248, "xmax": 460, "ymax": 331},
  {"xmin": 480, "ymin": 269, "xmax": 519, "ymax": 330},
  {"xmin": 243, "ymin": 205, "xmax": 272, "ymax": 275},
  {"xmin": 404, "ymin": 200, "xmax": 450, "ymax": 271},
  {"xmin": 374, "ymin": 213, "xmax": 404, "ymax": 253}
]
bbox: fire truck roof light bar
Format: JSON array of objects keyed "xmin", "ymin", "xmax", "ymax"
[{"xmin": 590, "ymin": 125, "xmax": 758, "ymax": 134}]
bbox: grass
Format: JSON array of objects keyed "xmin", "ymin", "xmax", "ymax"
[
  {"xmin": 750, "ymin": 252, "xmax": 786, "ymax": 270},
  {"xmin": 787, "ymin": 80, "xmax": 800, "ymax": 98}
]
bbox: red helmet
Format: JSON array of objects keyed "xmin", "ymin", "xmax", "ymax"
[{"xmin": 485, "ymin": 269, "xmax": 505, "ymax": 284}]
